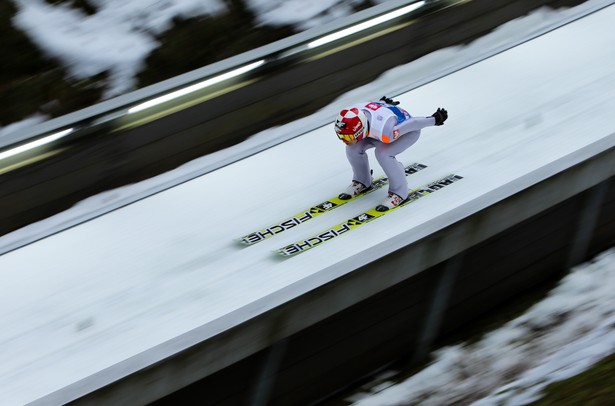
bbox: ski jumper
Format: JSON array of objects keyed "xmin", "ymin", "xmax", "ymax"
[{"xmin": 345, "ymin": 101, "xmax": 436, "ymax": 199}]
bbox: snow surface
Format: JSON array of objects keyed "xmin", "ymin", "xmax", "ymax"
[{"xmin": 1, "ymin": 0, "xmax": 615, "ymax": 405}]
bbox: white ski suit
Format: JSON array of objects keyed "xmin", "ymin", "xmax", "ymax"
[{"xmin": 345, "ymin": 101, "xmax": 437, "ymax": 199}]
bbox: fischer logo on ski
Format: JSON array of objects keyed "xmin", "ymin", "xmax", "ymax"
[
  {"xmin": 237, "ymin": 163, "xmax": 426, "ymax": 245},
  {"xmin": 241, "ymin": 211, "xmax": 315, "ymax": 245},
  {"xmin": 275, "ymin": 174, "xmax": 463, "ymax": 257},
  {"xmin": 275, "ymin": 223, "xmax": 352, "ymax": 256}
]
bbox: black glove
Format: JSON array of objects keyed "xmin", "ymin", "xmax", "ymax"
[
  {"xmin": 380, "ymin": 96, "xmax": 400, "ymax": 106},
  {"xmin": 431, "ymin": 108, "xmax": 448, "ymax": 126}
]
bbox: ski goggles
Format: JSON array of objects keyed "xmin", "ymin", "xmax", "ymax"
[{"xmin": 336, "ymin": 132, "xmax": 356, "ymax": 142}]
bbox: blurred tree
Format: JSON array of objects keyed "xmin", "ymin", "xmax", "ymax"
[
  {"xmin": 1, "ymin": 1, "xmax": 57, "ymax": 125},
  {"xmin": 44, "ymin": 0, "xmax": 97, "ymax": 15},
  {"xmin": 0, "ymin": 1, "xmax": 106, "ymax": 126},
  {"xmin": 136, "ymin": 0, "xmax": 296, "ymax": 87}
]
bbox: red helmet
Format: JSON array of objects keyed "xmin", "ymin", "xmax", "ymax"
[{"xmin": 334, "ymin": 107, "xmax": 368, "ymax": 143}]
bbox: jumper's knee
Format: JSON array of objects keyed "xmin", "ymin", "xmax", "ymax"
[{"xmin": 374, "ymin": 147, "xmax": 395, "ymax": 165}]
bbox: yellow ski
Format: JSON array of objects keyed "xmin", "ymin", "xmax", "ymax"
[
  {"xmin": 274, "ymin": 174, "xmax": 463, "ymax": 257},
  {"xmin": 237, "ymin": 163, "xmax": 427, "ymax": 245}
]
